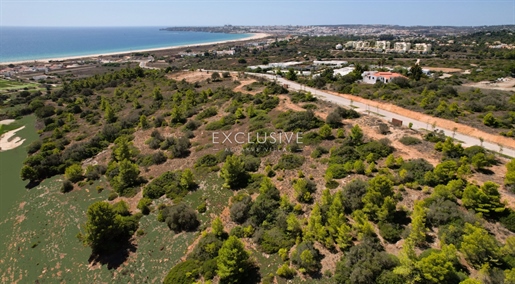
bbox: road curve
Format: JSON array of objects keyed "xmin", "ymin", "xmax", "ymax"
[{"xmin": 247, "ymin": 72, "xmax": 515, "ymax": 158}]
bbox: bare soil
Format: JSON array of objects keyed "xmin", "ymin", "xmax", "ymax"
[{"xmin": 328, "ymin": 90, "xmax": 515, "ymax": 151}]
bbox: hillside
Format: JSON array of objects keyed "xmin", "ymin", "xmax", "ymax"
[{"xmin": 1, "ymin": 67, "xmax": 515, "ymax": 284}]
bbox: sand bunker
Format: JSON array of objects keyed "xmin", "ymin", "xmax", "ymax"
[
  {"xmin": 0, "ymin": 126, "xmax": 26, "ymax": 151},
  {"xmin": 0, "ymin": 119, "xmax": 15, "ymax": 125}
]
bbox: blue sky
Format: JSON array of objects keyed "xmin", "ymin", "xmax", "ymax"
[{"xmin": 1, "ymin": 0, "xmax": 513, "ymax": 27}]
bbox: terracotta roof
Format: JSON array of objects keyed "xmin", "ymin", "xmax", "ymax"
[{"xmin": 373, "ymin": 72, "xmax": 407, "ymax": 79}]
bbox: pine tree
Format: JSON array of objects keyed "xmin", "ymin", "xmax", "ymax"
[
  {"xmin": 460, "ymin": 223, "xmax": 500, "ymax": 268},
  {"xmin": 180, "ymin": 169, "xmax": 195, "ymax": 190},
  {"xmin": 319, "ymin": 124, "xmax": 332, "ymax": 139},
  {"xmin": 217, "ymin": 236, "xmax": 250, "ymax": 283},
  {"xmin": 350, "ymin": 124, "xmax": 364, "ymax": 145},
  {"xmin": 305, "ymin": 203, "xmax": 326, "ymax": 243},
  {"xmin": 326, "ymin": 193, "xmax": 352, "ymax": 250},
  {"xmin": 377, "ymin": 196, "xmax": 397, "ymax": 222},
  {"xmin": 505, "ymin": 159, "xmax": 515, "ymax": 193},
  {"xmin": 286, "ymin": 213, "xmax": 302, "ymax": 237},
  {"xmin": 385, "ymin": 154, "xmax": 396, "ymax": 168},
  {"xmin": 138, "ymin": 115, "xmax": 149, "ymax": 129},
  {"xmin": 221, "ymin": 155, "xmax": 247, "ymax": 189},
  {"xmin": 409, "ymin": 201, "xmax": 428, "ymax": 246},
  {"xmin": 83, "ymin": 201, "xmax": 123, "ymax": 253},
  {"xmin": 113, "ymin": 137, "xmax": 133, "ymax": 162},
  {"xmin": 363, "ymin": 175, "xmax": 394, "ymax": 220},
  {"xmin": 152, "ymin": 87, "xmax": 163, "ymax": 100},
  {"xmin": 394, "ymin": 237, "xmax": 421, "ymax": 283},
  {"xmin": 104, "ymin": 102, "xmax": 116, "ymax": 123},
  {"xmin": 113, "ymin": 159, "xmax": 140, "ymax": 193},
  {"xmin": 212, "ymin": 217, "xmax": 225, "ymax": 239}
]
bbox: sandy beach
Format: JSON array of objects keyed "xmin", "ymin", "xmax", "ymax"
[
  {"xmin": 0, "ymin": 33, "xmax": 271, "ymax": 66},
  {"xmin": 0, "ymin": 126, "xmax": 26, "ymax": 151}
]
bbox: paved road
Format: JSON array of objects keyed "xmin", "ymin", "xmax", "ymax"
[{"xmin": 248, "ymin": 73, "xmax": 515, "ymax": 158}]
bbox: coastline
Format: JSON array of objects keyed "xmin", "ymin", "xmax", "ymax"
[{"xmin": 0, "ymin": 33, "xmax": 271, "ymax": 66}]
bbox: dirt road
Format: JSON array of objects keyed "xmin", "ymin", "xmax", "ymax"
[{"xmin": 249, "ymin": 73, "xmax": 515, "ymax": 158}]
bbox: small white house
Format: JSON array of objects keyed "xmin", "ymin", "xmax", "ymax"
[{"xmin": 362, "ymin": 71, "xmax": 407, "ymax": 84}]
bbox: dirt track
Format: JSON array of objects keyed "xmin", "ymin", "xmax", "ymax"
[{"xmin": 329, "ymin": 90, "xmax": 515, "ymax": 149}]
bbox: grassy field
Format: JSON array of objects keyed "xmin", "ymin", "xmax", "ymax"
[
  {"xmin": 0, "ymin": 119, "xmax": 24, "ymax": 136},
  {"xmin": 0, "ymin": 79, "xmax": 39, "ymax": 91},
  {"xmin": 0, "ymin": 165, "xmax": 234, "ymax": 282}
]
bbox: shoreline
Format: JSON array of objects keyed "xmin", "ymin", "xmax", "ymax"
[{"xmin": 0, "ymin": 33, "xmax": 271, "ymax": 66}]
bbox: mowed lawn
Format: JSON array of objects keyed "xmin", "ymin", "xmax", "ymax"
[{"xmin": 0, "ymin": 79, "xmax": 39, "ymax": 90}]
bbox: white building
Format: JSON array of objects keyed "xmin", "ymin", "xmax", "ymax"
[
  {"xmin": 215, "ymin": 50, "xmax": 236, "ymax": 56},
  {"xmin": 393, "ymin": 42, "xmax": 412, "ymax": 52},
  {"xmin": 375, "ymin": 41, "xmax": 391, "ymax": 50},
  {"xmin": 335, "ymin": 44, "xmax": 343, "ymax": 50},
  {"xmin": 362, "ymin": 71, "xmax": 407, "ymax": 84},
  {"xmin": 412, "ymin": 43, "xmax": 432, "ymax": 54},
  {"xmin": 333, "ymin": 67, "xmax": 355, "ymax": 77},
  {"xmin": 313, "ymin": 60, "xmax": 348, "ymax": 67}
]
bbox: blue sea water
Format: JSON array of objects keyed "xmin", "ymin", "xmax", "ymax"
[{"xmin": 0, "ymin": 27, "xmax": 251, "ymax": 63}]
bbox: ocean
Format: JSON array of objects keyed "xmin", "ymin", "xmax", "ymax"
[{"xmin": 0, "ymin": 27, "xmax": 251, "ymax": 63}]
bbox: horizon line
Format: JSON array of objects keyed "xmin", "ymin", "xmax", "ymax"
[{"xmin": 1, "ymin": 24, "xmax": 515, "ymax": 28}]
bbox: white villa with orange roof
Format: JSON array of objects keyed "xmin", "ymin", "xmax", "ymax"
[{"xmin": 362, "ymin": 71, "xmax": 407, "ymax": 84}]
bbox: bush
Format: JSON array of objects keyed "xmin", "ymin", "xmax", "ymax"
[
  {"xmin": 230, "ymin": 195, "xmax": 252, "ymax": 223},
  {"xmin": 258, "ymin": 227, "xmax": 295, "ymax": 254},
  {"xmin": 65, "ymin": 164, "xmax": 83, "ymax": 183},
  {"xmin": 184, "ymin": 119, "xmax": 201, "ymax": 131},
  {"xmin": 144, "ymin": 170, "xmax": 194, "ymax": 200},
  {"xmin": 342, "ymin": 179, "xmax": 367, "ymax": 212},
  {"xmin": 85, "ymin": 165, "xmax": 105, "ymax": 181},
  {"xmin": 242, "ymin": 155, "xmax": 261, "ymax": 172},
  {"xmin": 326, "ymin": 111, "xmax": 343, "ymax": 128},
  {"xmin": 500, "ymin": 210, "xmax": 515, "ymax": 232},
  {"xmin": 275, "ymin": 110, "xmax": 323, "ymax": 132},
  {"xmin": 195, "ymin": 154, "xmax": 219, "ymax": 168},
  {"xmin": 189, "ymin": 233, "xmax": 223, "ymax": 262},
  {"xmin": 378, "ymin": 222, "xmax": 403, "ymax": 243},
  {"xmin": 107, "ymin": 192, "xmax": 118, "ymax": 201},
  {"xmin": 163, "ymin": 260, "xmax": 199, "ymax": 284},
  {"xmin": 27, "ymin": 140, "xmax": 42, "ymax": 154},
  {"xmin": 60, "ymin": 180, "xmax": 74, "ymax": 193},
  {"xmin": 291, "ymin": 241, "xmax": 322, "ymax": 274},
  {"xmin": 162, "ymin": 203, "xmax": 200, "ymax": 233},
  {"xmin": 160, "ymin": 136, "xmax": 190, "ymax": 158},
  {"xmin": 326, "ymin": 164, "xmax": 348, "ymax": 179},
  {"xmin": 197, "ymin": 202, "xmax": 207, "ymax": 213},
  {"xmin": 276, "ymin": 263, "xmax": 296, "ymax": 279},
  {"xmin": 311, "ymin": 146, "xmax": 328, "ymax": 158},
  {"xmin": 276, "ymin": 154, "xmax": 305, "ymax": 170},
  {"xmin": 197, "ymin": 106, "xmax": 218, "ymax": 119},
  {"xmin": 399, "ymin": 136, "xmax": 422, "ymax": 145},
  {"xmin": 137, "ymin": 197, "xmax": 152, "ymax": 215}
]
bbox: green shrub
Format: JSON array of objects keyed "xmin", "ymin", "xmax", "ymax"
[
  {"xmin": 378, "ymin": 221, "xmax": 403, "ymax": 243},
  {"xmin": 399, "ymin": 136, "xmax": 422, "ymax": 145},
  {"xmin": 163, "ymin": 260, "xmax": 199, "ymax": 284},
  {"xmin": 195, "ymin": 154, "xmax": 219, "ymax": 168},
  {"xmin": 276, "ymin": 263, "xmax": 296, "ymax": 279},
  {"xmin": 143, "ymin": 170, "xmax": 195, "ymax": 200},
  {"xmin": 107, "ymin": 192, "xmax": 118, "ymax": 201},
  {"xmin": 258, "ymin": 227, "xmax": 295, "ymax": 254},
  {"xmin": 161, "ymin": 203, "xmax": 199, "ymax": 233},
  {"xmin": 65, "ymin": 164, "xmax": 83, "ymax": 183},
  {"xmin": 326, "ymin": 164, "xmax": 347, "ymax": 179},
  {"xmin": 196, "ymin": 106, "xmax": 218, "ymax": 119},
  {"xmin": 276, "ymin": 154, "xmax": 305, "ymax": 170},
  {"xmin": 137, "ymin": 197, "xmax": 152, "ymax": 215},
  {"xmin": 197, "ymin": 202, "xmax": 207, "ymax": 213},
  {"xmin": 60, "ymin": 180, "xmax": 74, "ymax": 193}
]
